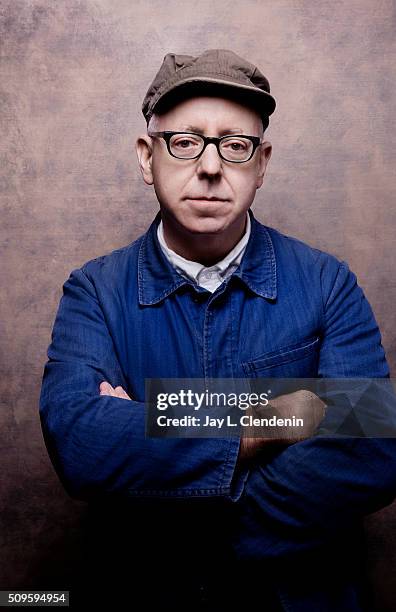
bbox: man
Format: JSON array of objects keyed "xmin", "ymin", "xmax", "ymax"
[{"xmin": 39, "ymin": 50, "xmax": 396, "ymax": 610}]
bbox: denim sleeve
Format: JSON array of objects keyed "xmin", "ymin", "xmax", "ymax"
[
  {"xmin": 317, "ymin": 258, "xmax": 390, "ymax": 378},
  {"xmin": 39, "ymin": 267, "xmax": 241, "ymax": 502},
  {"xmin": 231, "ymin": 257, "xmax": 396, "ymax": 560}
]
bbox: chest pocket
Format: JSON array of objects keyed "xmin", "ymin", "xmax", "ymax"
[{"xmin": 242, "ymin": 336, "xmax": 320, "ymax": 378}]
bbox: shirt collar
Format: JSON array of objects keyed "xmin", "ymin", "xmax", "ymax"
[
  {"xmin": 138, "ymin": 208, "xmax": 277, "ymax": 305},
  {"xmin": 156, "ymin": 211, "xmax": 251, "ymax": 285}
]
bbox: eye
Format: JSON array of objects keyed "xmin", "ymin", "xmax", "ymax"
[
  {"xmin": 172, "ymin": 137, "xmax": 201, "ymax": 149},
  {"xmin": 222, "ymin": 139, "xmax": 249, "ymax": 152},
  {"xmin": 176, "ymin": 139, "xmax": 193, "ymax": 148}
]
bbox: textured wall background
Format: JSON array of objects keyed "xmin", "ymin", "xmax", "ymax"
[{"xmin": 1, "ymin": 0, "xmax": 395, "ymax": 608}]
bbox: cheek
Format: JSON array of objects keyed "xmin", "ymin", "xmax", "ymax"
[
  {"xmin": 231, "ymin": 169, "xmax": 259, "ymax": 200},
  {"xmin": 152, "ymin": 156, "xmax": 193, "ymax": 201},
  {"xmin": 152, "ymin": 163, "xmax": 184, "ymax": 205}
]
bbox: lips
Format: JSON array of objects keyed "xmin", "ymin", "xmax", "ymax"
[{"xmin": 187, "ymin": 196, "xmax": 228, "ymax": 201}]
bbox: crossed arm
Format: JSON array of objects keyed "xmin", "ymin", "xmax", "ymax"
[
  {"xmin": 39, "ymin": 262, "xmax": 396, "ymax": 560},
  {"xmin": 98, "ymin": 381, "xmax": 327, "ymax": 461}
]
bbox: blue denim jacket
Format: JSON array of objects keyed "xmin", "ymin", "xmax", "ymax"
[{"xmin": 39, "ymin": 209, "xmax": 396, "ymax": 610}]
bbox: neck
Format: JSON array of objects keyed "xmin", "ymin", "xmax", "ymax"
[{"xmin": 161, "ymin": 214, "xmax": 248, "ymax": 266}]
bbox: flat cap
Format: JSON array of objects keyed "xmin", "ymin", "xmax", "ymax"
[{"xmin": 142, "ymin": 49, "xmax": 276, "ymax": 124}]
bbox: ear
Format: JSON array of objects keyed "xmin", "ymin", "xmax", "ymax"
[
  {"xmin": 135, "ymin": 135, "xmax": 154, "ymax": 185},
  {"xmin": 256, "ymin": 141, "xmax": 272, "ymax": 189}
]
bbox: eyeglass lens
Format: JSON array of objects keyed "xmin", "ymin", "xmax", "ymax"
[{"xmin": 169, "ymin": 133, "xmax": 254, "ymax": 161}]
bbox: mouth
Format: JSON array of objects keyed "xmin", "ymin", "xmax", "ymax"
[{"xmin": 186, "ymin": 197, "xmax": 228, "ymax": 203}]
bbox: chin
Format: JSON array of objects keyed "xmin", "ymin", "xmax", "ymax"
[{"xmin": 180, "ymin": 215, "xmax": 230, "ymax": 235}]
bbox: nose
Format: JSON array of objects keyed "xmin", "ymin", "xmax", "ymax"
[{"xmin": 196, "ymin": 142, "xmax": 223, "ymax": 177}]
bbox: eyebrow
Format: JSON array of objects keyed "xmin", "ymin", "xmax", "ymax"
[{"xmin": 178, "ymin": 125, "xmax": 244, "ymax": 135}]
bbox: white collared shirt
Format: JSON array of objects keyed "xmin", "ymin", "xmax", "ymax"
[{"xmin": 157, "ymin": 211, "xmax": 251, "ymax": 292}]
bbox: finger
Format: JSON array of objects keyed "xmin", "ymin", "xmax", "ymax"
[
  {"xmin": 99, "ymin": 381, "xmax": 109, "ymax": 395},
  {"xmin": 114, "ymin": 386, "xmax": 132, "ymax": 400},
  {"xmin": 100, "ymin": 381, "xmax": 116, "ymax": 396}
]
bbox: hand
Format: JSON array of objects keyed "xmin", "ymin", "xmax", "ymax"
[
  {"xmin": 99, "ymin": 381, "xmax": 132, "ymax": 400},
  {"xmin": 238, "ymin": 389, "xmax": 326, "ymax": 462}
]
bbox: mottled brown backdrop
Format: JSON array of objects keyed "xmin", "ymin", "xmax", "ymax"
[{"xmin": 1, "ymin": 0, "xmax": 395, "ymax": 609}]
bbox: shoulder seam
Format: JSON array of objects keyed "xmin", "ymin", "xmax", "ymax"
[{"xmin": 80, "ymin": 236, "xmax": 144, "ymax": 274}]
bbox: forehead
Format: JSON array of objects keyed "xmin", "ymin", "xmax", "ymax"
[{"xmin": 154, "ymin": 95, "xmax": 262, "ymax": 134}]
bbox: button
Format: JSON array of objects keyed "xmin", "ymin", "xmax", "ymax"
[
  {"xmin": 193, "ymin": 292, "xmax": 208, "ymax": 303},
  {"xmin": 200, "ymin": 270, "xmax": 219, "ymax": 280},
  {"xmin": 199, "ymin": 584, "xmax": 209, "ymax": 604}
]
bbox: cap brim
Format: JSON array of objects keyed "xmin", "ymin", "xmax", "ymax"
[{"xmin": 151, "ymin": 76, "xmax": 276, "ymax": 118}]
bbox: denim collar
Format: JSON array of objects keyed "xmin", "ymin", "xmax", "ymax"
[{"xmin": 138, "ymin": 208, "xmax": 277, "ymax": 305}]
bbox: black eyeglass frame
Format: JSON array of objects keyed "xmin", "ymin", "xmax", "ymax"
[{"xmin": 148, "ymin": 131, "xmax": 263, "ymax": 163}]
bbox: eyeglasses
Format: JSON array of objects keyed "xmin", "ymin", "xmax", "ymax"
[{"xmin": 148, "ymin": 131, "xmax": 263, "ymax": 163}]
